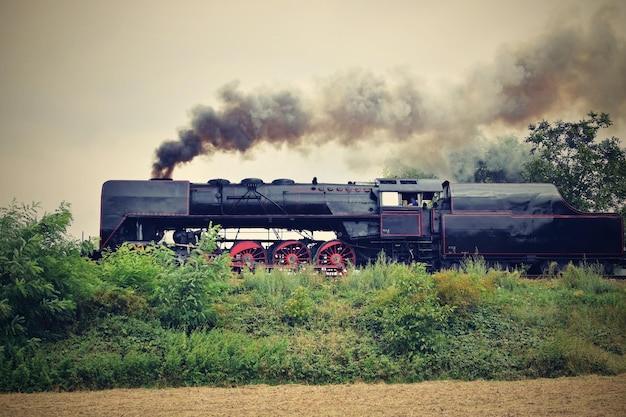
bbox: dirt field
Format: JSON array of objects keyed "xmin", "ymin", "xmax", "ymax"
[{"xmin": 1, "ymin": 374, "xmax": 625, "ymax": 417}]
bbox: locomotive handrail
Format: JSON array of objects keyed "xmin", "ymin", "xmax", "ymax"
[{"xmin": 251, "ymin": 189, "xmax": 290, "ymax": 215}]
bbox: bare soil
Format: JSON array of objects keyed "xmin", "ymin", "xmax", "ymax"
[{"xmin": 1, "ymin": 374, "xmax": 625, "ymax": 417}]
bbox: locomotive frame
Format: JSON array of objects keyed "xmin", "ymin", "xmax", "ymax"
[{"xmin": 99, "ymin": 177, "xmax": 625, "ymax": 273}]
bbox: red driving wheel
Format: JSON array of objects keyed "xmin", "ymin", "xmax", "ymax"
[
  {"xmin": 270, "ymin": 240, "xmax": 311, "ymax": 267},
  {"xmin": 229, "ymin": 241, "xmax": 267, "ymax": 269},
  {"xmin": 314, "ymin": 240, "xmax": 356, "ymax": 268}
]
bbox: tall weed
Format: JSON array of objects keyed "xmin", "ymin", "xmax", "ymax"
[
  {"xmin": 243, "ymin": 268, "xmax": 302, "ymax": 305},
  {"xmin": 432, "ymin": 258, "xmax": 506, "ymax": 311},
  {"xmin": 345, "ymin": 252, "xmax": 402, "ymax": 292},
  {"xmin": 557, "ymin": 262, "xmax": 615, "ymax": 295}
]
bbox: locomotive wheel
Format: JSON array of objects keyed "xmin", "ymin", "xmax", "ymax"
[
  {"xmin": 314, "ymin": 240, "xmax": 356, "ymax": 268},
  {"xmin": 270, "ymin": 240, "xmax": 311, "ymax": 267},
  {"xmin": 229, "ymin": 241, "xmax": 267, "ymax": 269}
]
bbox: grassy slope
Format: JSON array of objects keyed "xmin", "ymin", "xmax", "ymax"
[{"xmin": 2, "ymin": 260, "xmax": 625, "ymax": 391}]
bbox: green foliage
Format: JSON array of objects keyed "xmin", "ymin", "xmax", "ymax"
[
  {"xmin": 366, "ymin": 262, "xmax": 451, "ymax": 356},
  {"xmin": 154, "ymin": 263, "xmax": 219, "ymax": 331},
  {"xmin": 153, "ymin": 229, "xmax": 231, "ymax": 331},
  {"xmin": 0, "ymin": 202, "xmax": 100, "ymax": 345},
  {"xmin": 523, "ymin": 112, "xmax": 626, "ymax": 214},
  {"xmin": 97, "ymin": 227, "xmax": 232, "ymax": 332},
  {"xmin": 285, "ymin": 329, "xmax": 397, "ymax": 384},
  {"xmin": 91, "ymin": 287, "xmax": 152, "ymax": 320},
  {"xmin": 433, "ymin": 271, "xmax": 486, "ymax": 311},
  {"xmin": 348, "ymin": 252, "xmax": 409, "ymax": 292},
  {"xmin": 432, "ymin": 257, "xmax": 514, "ymax": 312},
  {"xmin": 555, "ymin": 262, "xmax": 615, "ymax": 295},
  {"xmin": 427, "ymin": 307, "xmax": 540, "ymax": 380},
  {"xmin": 1, "ymin": 209, "xmax": 626, "ymax": 392},
  {"xmin": 283, "ymin": 286, "xmax": 314, "ymax": 324},
  {"xmin": 242, "ymin": 268, "xmax": 304, "ymax": 303},
  {"xmin": 447, "ymin": 135, "xmax": 532, "ymax": 183},
  {"xmin": 99, "ymin": 242, "xmax": 174, "ymax": 294},
  {"xmin": 527, "ymin": 330, "xmax": 626, "ymax": 378},
  {"xmin": 0, "ymin": 338, "xmax": 51, "ymax": 391},
  {"xmin": 178, "ymin": 329, "xmax": 292, "ymax": 386}
]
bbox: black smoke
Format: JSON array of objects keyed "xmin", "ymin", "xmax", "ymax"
[{"xmin": 152, "ymin": 2, "xmax": 625, "ymax": 179}]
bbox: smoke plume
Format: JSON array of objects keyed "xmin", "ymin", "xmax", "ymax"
[{"xmin": 152, "ymin": 3, "xmax": 626, "ymax": 179}]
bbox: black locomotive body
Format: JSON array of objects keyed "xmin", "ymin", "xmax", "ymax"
[{"xmin": 99, "ymin": 177, "xmax": 625, "ymax": 272}]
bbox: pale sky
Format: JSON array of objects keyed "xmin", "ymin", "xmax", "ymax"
[{"xmin": 1, "ymin": 0, "xmax": 624, "ymax": 239}]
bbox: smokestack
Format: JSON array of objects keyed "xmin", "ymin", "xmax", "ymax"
[{"xmin": 152, "ymin": 2, "xmax": 625, "ymax": 179}]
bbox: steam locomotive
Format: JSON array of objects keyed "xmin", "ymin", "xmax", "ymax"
[{"xmin": 99, "ymin": 177, "xmax": 625, "ymax": 273}]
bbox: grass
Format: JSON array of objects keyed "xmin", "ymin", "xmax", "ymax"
[{"xmin": 2, "ymin": 258, "xmax": 625, "ymax": 392}]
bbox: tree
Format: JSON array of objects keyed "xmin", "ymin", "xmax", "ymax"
[
  {"xmin": 471, "ymin": 136, "xmax": 530, "ymax": 183},
  {"xmin": 522, "ymin": 112, "xmax": 626, "ymax": 216},
  {"xmin": 0, "ymin": 202, "xmax": 100, "ymax": 345}
]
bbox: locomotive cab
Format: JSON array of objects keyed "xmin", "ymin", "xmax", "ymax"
[
  {"xmin": 372, "ymin": 178, "xmax": 444, "ymax": 266},
  {"xmin": 377, "ymin": 178, "xmax": 442, "ymax": 208}
]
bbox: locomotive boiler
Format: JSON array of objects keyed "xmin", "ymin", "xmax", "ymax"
[{"xmin": 99, "ymin": 177, "xmax": 625, "ymax": 273}]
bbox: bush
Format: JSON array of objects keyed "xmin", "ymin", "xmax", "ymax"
[
  {"xmin": 153, "ymin": 231, "xmax": 231, "ymax": 331},
  {"xmin": 0, "ymin": 202, "xmax": 100, "ymax": 345},
  {"xmin": 99, "ymin": 243, "xmax": 174, "ymax": 295},
  {"xmin": 91, "ymin": 287, "xmax": 152, "ymax": 320},
  {"xmin": 2, "ymin": 216, "xmax": 626, "ymax": 391},
  {"xmin": 177, "ymin": 329, "xmax": 292, "ymax": 386},
  {"xmin": 283, "ymin": 286, "xmax": 314, "ymax": 324},
  {"xmin": 365, "ymin": 262, "xmax": 451, "ymax": 356},
  {"xmin": 428, "ymin": 306, "xmax": 539, "ymax": 380},
  {"xmin": 433, "ymin": 270, "xmax": 484, "ymax": 310},
  {"xmin": 432, "ymin": 263, "xmax": 502, "ymax": 312}
]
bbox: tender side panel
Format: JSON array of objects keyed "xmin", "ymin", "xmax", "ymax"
[{"xmin": 443, "ymin": 214, "xmax": 624, "ymax": 256}]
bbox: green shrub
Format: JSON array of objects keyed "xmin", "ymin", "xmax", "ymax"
[
  {"xmin": 284, "ymin": 286, "xmax": 314, "ymax": 324},
  {"xmin": 99, "ymin": 243, "xmax": 174, "ymax": 295},
  {"xmin": 153, "ymin": 231, "xmax": 231, "ymax": 331},
  {"xmin": 181, "ymin": 329, "xmax": 290, "ymax": 386},
  {"xmin": 0, "ymin": 202, "xmax": 100, "ymax": 345},
  {"xmin": 428, "ymin": 306, "xmax": 539, "ymax": 380},
  {"xmin": 3, "ymin": 211, "xmax": 626, "ymax": 391},
  {"xmin": 366, "ymin": 262, "xmax": 451, "ymax": 356},
  {"xmin": 432, "ymin": 267, "xmax": 504, "ymax": 311},
  {"xmin": 0, "ymin": 338, "xmax": 52, "ymax": 392},
  {"xmin": 91, "ymin": 287, "xmax": 152, "ymax": 319},
  {"xmin": 154, "ymin": 258, "xmax": 230, "ymax": 331},
  {"xmin": 433, "ymin": 270, "xmax": 483, "ymax": 310}
]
